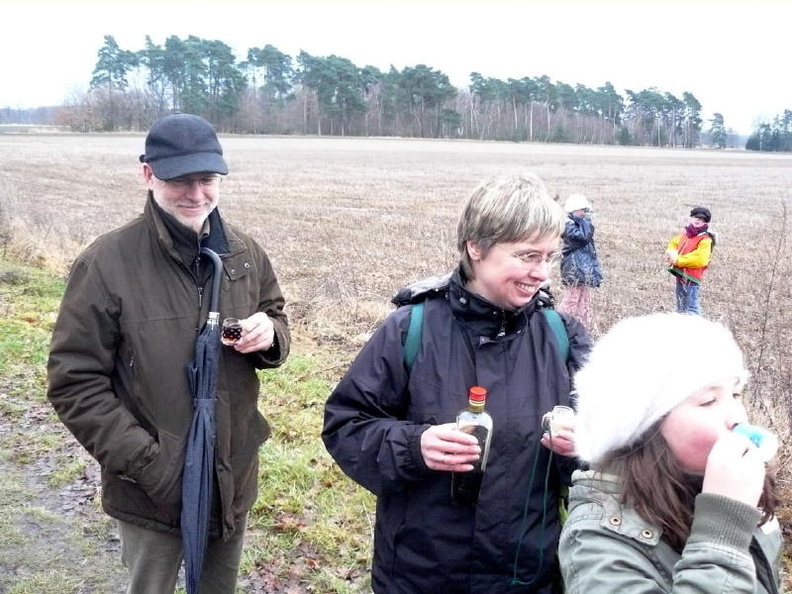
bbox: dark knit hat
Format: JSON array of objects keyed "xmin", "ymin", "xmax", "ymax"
[
  {"xmin": 689, "ymin": 206, "xmax": 711, "ymax": 223},
  {"xmin": 139, "ymin": 114, "xmax": 228, "ymax": 180}
]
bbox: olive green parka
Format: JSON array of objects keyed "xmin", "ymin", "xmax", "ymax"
[
  {"xmin": 559, "ymin": 470, "xmax": 781, "ymax": 593},
  {"xmin": 47, "ymin": 196, "xmax": 290, "ymax": 540}
]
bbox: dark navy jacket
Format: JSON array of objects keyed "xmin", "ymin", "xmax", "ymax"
[
  {"xmin": 560, "ymin": 215, "xmax": 602, "ymax": 288},
  {"xmin": 322, "ymin": 271, "xmax": 591, "ymax": 593}
]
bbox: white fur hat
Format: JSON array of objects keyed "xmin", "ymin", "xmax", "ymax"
[
  {"xmin": 564, "ymin": 193, "xmax": 591, "ymax": 213},
  {"xmin": 573, "ymin": 313, "xmax": 748, "ymax": 465}
]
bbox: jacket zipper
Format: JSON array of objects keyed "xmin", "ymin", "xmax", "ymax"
[{"xmin": 496, "ymin": 316, "xmax": 507, "ymax": 338}]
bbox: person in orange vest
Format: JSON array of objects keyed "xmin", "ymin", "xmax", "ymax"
[{"xmin": 664, "ymin": 206, "xmax": 714, "ymax": 314}]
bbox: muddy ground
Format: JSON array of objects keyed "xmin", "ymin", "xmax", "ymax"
[
  {"xmin": 0, "ymin": 394, "xmax": 286, "ymax": 594},
  {"xmin": 0, "ymin": 394, "xmax": 126, "ymax": 592}
]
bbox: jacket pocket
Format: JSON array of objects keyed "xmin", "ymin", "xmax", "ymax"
[{"xmin": 135, "ymin": 429, "xmax": 185, "ymax": 511}]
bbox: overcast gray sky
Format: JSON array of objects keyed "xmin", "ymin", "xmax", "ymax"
[{"xmin": 3, "ymin": 0, "xmax": 791, "ymax": 134}]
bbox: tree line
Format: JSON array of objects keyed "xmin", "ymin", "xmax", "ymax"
[
  {"xmin": 13, "ymin": 34, "xmax": 776, "ymax": 150},
  {"xmin": 744, "ymin": 110, "xmax": 792, "ymax": 152}
]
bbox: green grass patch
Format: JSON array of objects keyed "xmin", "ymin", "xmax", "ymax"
[
  {"xmin": 7, "ymin": 573, "xmax": 87, "ymax": 594},
  {"xmin": 0, "ymin": 472, "xmax": 28, "ymax": 548},
  {"xmin": 0, "ymin": 260, "xmax": 63, "ymax": 400},
  {"xmin": 248, "ymin": 355, "xmax": 375, "ymax": 591},
  {"xmin": 0, "ymin": 396, "xmax": 27, "ymax": 424},
  {"xmin": 8, "ymin": 431, "xmax": 63, "ymax": 465},
  {"xmin": 22, "ymin": 504, "xmax": 61, "ymax": 524},
  {"xmin": 47, "ymin": 454, "xmax": 88, "ymax": 488}
]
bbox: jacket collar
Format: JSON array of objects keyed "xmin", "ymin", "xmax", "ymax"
[
  {"xmin": 447, "ymin": 267, "xmax": 540, "ymax": 339},
  {"xmin": 145, "ymin": 193, "xmax": 230, "ymax": 264},
  {"xmin": 569, "ymin": 470, "xmax": 662, "ymax": 546}
]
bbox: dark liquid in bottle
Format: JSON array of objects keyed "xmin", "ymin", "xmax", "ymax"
[
  {"xmin": 451, "ymin": 426, "xmax": 489, "ymax": 505},
  {"xmin": 221, "ymin": 325, "xmax": 242, "ymax": 345}
]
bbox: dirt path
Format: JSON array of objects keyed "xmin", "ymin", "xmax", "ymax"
[
  {"xmin": 0, "ymin": 395, "xmax": 128, "ymax": 592},
  {"xmin": 0, "ymin": 393, "xmax": 295, "ymax": 593}
]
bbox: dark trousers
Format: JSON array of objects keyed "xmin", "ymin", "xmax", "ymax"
[{"xmin": 119, "ymin": 514, "xmax": 246, "ymax": 594}]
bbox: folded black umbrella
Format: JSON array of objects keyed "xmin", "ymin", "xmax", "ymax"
[{"xmin": 182, "ymin": 246, "xmax": 223, "ymax": 593}]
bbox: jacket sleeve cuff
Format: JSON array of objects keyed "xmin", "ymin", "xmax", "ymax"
[
  {"xmin": 251, "ymin": 323, "xmax": 289, "ymax": 368},
  {"xmin": 409, "ymin": 425, "xmax": 431, "ymax": 474},
  {"xmin": 689, "ymin": 493, "xmax": 761, "ymax": 550}
]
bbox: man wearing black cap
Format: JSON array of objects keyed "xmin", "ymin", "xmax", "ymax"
[
  {"xmin": 47, "ymin": 114, "xmax": 291, "ymax": 592},
  {"xmin": 664, "ymin": 206, "xmax": 714, "ymax": 314}
]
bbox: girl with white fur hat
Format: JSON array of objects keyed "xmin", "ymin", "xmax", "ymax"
[{"xmin": 559, "ymin": 312, "xmax": 781, "ymax": 593}]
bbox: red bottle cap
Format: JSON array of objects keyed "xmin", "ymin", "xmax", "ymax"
[{"xmin": 469, "ymin": 386, "xmax": 487, "ymax": 403}]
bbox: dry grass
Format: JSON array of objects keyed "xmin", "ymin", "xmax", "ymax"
[
  {"xmin": 2, "ymin": 133, "xmax": 790, "ymax": 575},
  {"xmin": 3, "ymin": 132, "xmax": 790, "ymax": 437}
]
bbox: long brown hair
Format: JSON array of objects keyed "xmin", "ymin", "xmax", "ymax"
[{"xmin": 598, "ymin": 421, "xmax": 779, "ymax": 552}]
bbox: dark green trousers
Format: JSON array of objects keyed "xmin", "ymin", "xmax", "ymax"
[{"xmin": 119, "ymin": 515, "xmax": 246, "ymax": 593}]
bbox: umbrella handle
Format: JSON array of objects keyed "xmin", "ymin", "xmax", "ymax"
[{"xmin": 201, "ymin": 247, "xmax": 224, "ymax": 315}]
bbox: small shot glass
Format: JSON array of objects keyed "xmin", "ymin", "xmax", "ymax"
[
  {"xmin": 221, "ymin": 318, "xmax": 243, "ymax": 346},
  {"xmin": 542, "ymin": 405, "xmax": 576, "ymax": 435}
]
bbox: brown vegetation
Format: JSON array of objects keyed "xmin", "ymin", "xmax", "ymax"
[{"xmin": 1, "ymin": 133, "xmax": 789, "ymax": 587}]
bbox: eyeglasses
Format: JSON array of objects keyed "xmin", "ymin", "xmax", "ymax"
[
  {"xmin": 163, "ymin": 175, "xmax": 222, "ymax": 190},
  {"xmin": 494, "ymin": 244, "xmax": 561, "ymax": 267}
]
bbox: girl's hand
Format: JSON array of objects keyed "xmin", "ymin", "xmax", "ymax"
[{"xmin": 702, "ymin": 431, "xmax": 765, "ymax": 506}]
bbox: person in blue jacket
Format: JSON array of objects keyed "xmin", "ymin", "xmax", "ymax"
[
  {"xmin": 323, "ymin": 173, "xmax": 591, "ymax": 593},
  {"xmin": 557, "ymin": 193, "xmax": 602, "ymax": 334}
]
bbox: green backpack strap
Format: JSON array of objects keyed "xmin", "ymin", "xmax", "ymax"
[
  {"xmin": 405, "ymin": 304, "xmax": 567, "ymax": 371},
  {"xmin": 541, "ymin": 309, "xmax": 569, "ymax": 362},
  {"xmin": 403, "ymin": 301, "xmax": 425, "ymax": 371},
  {"xmin": 541, "ymin": 309, "xmax": 571, "ymax": 524}
]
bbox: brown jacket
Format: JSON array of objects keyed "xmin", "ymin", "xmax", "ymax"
[{"xmin": 47, "ymin": 197, "xmax": 290, "ymax": 538}]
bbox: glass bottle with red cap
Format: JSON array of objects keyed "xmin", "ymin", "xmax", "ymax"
[{"xmin": 451, "ymin": 386, "xmax": 493, "ymax": 505}]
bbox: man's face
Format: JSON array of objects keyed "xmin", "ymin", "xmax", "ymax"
[
  {"xmin": 143, "ymin": 164, "xmax": 221, "ymax": 232},
  {"xmin": 689, "ymin": 215, "xmax": 708, "ymax": 229}
]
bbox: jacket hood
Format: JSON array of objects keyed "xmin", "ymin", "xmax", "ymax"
[{"xmin": 392, "ymin": 266, "xmax": 556, "ymax": 340}]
